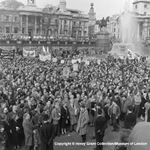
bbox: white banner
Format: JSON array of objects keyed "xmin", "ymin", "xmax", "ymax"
[
  {"xmin": 73, "ymin": 63, "xmax": 78, "ymax": 71},
  {"xmin": 39, "ymin": 54, "xmax": 51, "ymax": 61},
  {"xmin": 61, "ymin": 60, "xmax": 65, "ymax": 64},
  {"xmin": 23, "ymin": 49, "xmax": 36, "ymax": 57},
  {"xmin": 52, "ymin": 58, "xmax": 57, "ymax": 62}
]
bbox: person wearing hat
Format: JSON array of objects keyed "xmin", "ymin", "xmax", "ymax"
[
  {"xmin": 76, "ymin": 102, "xmax": 89, "ymax": 142},
  {"xmin": 108, "ymin": 100, "xmax": 120, "ymax": 131},
  {"xmin": 39, "ymin": 114, "xmax": 55, "ymax": 150},
  {"xmin": 124, "ymin": 105, "xmax": 136, "ymax": 130}
]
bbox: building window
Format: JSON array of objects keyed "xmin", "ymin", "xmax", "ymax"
[
  {"xmin": 37, "ymin": 29, "xmax": 40, "ymax": 34},
  {"xmin": 79, "ymin": 22, "xmax": 81, "ymax": 27},
  {"xmin": 55, "ymin": 19, "xmax": 58, "ymax": 25},
  {"xmin": 135, "ymin": 5, "xmax": 137, "ymax": 9},
  {"xmin": 14, "ymin": 16, "xmax": 18, "ymax": 22},
  {"xmin": 0, "ymin": 27, "xmax": 2, "ymax": 33},
  {"xmin": 55, "ymin": 30, "xmax": 57, "ymax": 36},
  {"xmin": 6, "ymin": 27, "xmax": 10, "ymax": 33},
  {"xmin": 44, "ymin": 17, "xmax": 48, "ymax": 23},
  {"xmin": 144, "ymin": 4, "xmax": 147, "ymax": 8},
  {"xmin": 49, "ymin": 19, "xmax": 51, "ymax": 24},
  {"xmin": 72, "ymin": 30, "xmax": 76, "ymax": 38},
  {"xmin": 48, "ymin": 29, "xmax": 52, "ymax": 35},
  {"xmin": 22, "ymin": 28, "xmax": 25, "ymax": 34},
  {"xmin": 43, "ymin": 29, "xmax": 45, "ymax": 35},
  {"xmin": 114, "ymin": 28, "xmax": 116, "ymax": 32},
  {"xmin": 37, "ymin": 17, "xmax": 41, "ymax": 25},
  {"xmin": 22, "ymin": 16, "xmax": 26, "ymax": 23},
  {"xmin": 64, "ymin": 30, "xmax": 67, "ymax": 35},
  {"xmin": 14, "ymin": 27, "xmax": 18, "ymax": 33},
  {"xmin": 64, "ymin": 20, "xmax": 67, "ymax": 25},
  {"xmin": 78, "ymin": 31, "xmax": 81, "ymax": 37},
  {"xmin": 73, "ymin": 22, "xmax": 76, "ymax": 26},
  {"xmin": 5, "ymin": 16, "xmax": 9, "ymax": 22},
  {"xmin": 144, "ymin": 12, "xmax": 147, "ymax": 15}
]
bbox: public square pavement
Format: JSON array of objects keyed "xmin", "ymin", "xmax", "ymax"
[
  {"xmin": 2, "ymin": 120, "xmax": 139, "ymax": 150},
  {"xmin": 54, "ymin": 124, "xmax": 120, "ymax": 150}
]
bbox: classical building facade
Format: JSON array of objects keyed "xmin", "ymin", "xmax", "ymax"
[
  {"xmin": 107, "ymin": 0, "xmax": 150, "ymax": 42},
  {"xmin": 0, "ymin": 0, "xmax": 95, "ymax": 40},
  {"xmin": 107, "ymin": 14, "xmax": 120, "ymax": 40}
]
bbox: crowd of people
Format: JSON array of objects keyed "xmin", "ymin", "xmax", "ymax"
[
  {"xmin": 0, "ymin": 50, "xmax": 150, "ymax": 150},
  {"xmin": 0, "ymin": 34, "xmax": 95, "ymax": 43}
]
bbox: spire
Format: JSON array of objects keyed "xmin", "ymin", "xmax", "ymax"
[{"xmin": 88, "ymin": 3, "xmax": 96, "ymax": 25}]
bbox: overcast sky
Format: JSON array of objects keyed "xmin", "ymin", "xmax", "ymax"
[{"xmin": 3, "ymin": 0, "xmax": 134, "ymax": 19}]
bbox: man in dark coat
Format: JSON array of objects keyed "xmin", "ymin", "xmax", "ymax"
[
  {"xmin": 124, "ymin": 106, "xmax": 136, "ymax": 129},
  {"xmin": 94, "ymin": 108, "xmax": 107, "ymax": 150},
  {"xmin": 61, "ymin": 102, "xmax": 70, "ymax": 134},
  {"xmin": 3, "ymin": 117, "xmax": 13, "ymax": 150},
  {"xmin": 40, "ymin": 114, "xmax": 55, "ymax": 150}
]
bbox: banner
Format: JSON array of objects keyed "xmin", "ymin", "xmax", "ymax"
[
  {"xmin": 41, "ymin": 46, "xmax": 50, "ymax": 55},
  {"xmin": 97, "ymin": 60, "xmax": 101, "ymax": 65},
  {"xmin": 52, "ymin": 58, "xmax": 57, "ymax": 63},
  {"xmin": 0, "ymin": 46, "xmax": 15, "ymax": 59},
  {"xmin": 63, "ymin": 66, "xmax": 70, "ymax": 78},
  {"xmin": 39, "ymin": 53, "xmax": 51, "ymax": 61},
  {"xmin": 61, "ymin": 60, "xmax": 65, "ymax": 64},
  {"xmin": 39, "ymin": 46, "xmax": 51, "ymax": 61},
  {"xmin": 23, "ymin": 48, "xmax": 36, "ymax": 57},
  {"xmin": 73, "ymin": 63, "xmax": 78, "ymax": 71}
]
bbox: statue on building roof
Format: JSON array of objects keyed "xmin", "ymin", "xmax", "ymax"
[{"xmin": 0, "ymin": 0, "xmax": 24, "ymax": 9}]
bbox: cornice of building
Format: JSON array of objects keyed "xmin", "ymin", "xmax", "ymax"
[
  {"xmin": 17, "ymin": 5, "xmax": 42, "ymax": 13},
  {"xmin": 133, "ymin": 0, "xmax": 150, "ymax": 4}
]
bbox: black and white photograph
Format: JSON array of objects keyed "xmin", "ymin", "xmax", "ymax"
[{"xmin": 0, "ymin": 0, "xmax": 150, "ymax": 150}]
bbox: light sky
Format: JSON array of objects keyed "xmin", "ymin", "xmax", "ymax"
[{"xmin": 2, "ymin": 0, "xmax": 134, "ymax": 19}]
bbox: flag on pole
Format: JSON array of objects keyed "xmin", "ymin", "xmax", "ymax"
[{"xmin": 42, "ymin": 46, "xmax": 46, "ymax": 54}]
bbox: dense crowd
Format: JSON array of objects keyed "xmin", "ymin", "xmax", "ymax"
[
  {"xmin": 0, "ymin": 52, "xmax": 150, "ymax": 150},
  {"xmin": 0, "ymin": 34, "xmax": 95, "ymax": 42}
]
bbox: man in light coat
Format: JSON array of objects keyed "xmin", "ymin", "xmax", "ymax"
[
  {"xmin": 76, "ymin": 102, "xmax": 89, "ymax": 142},
  {"xmin": 108, "ymin": 101, "xmax": 120, "ymax": 131},
  {"xmin": 23, "ymin": 113, "xmax": 33, "ymax": 150}
]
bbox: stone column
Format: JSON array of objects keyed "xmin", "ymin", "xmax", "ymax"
[
  {"xmin": 34, "ymin": 16, "xmax": 37, "ymax": 35},
  {"xmin": 58, "ymin": 19, "xmax": 61, "ymax": 36},
  {"xmin": 62, "ymin": 20, "xmax": 64, "ymax": 34},
  {"xmin": 40, "ymin": 17, "xmax": 42, "ymax": 35},
  {"xmin": 76, "ymin": 31, "xmax": 78, "ymax": 39},
  {"xmin": 70, "ymin": 20, "xmax": 73, "ymax": 36},
  {"xmin": 67, "ymin": 20, "xmax": 70, "ymax": 36},
  {"xmin": 81, "ymin": 23, "xmax": 84, "ymax": 37},
  {"xmin": 26, "ymin": 15, "xmax": 28, "ymax": 35},
  {"xmin": 20, "ymin": 15, "xmax": 23, "ymax": 34},
  {"xmin": 146, "ymin": 20, "xmax": 149, "ymax": 39}
]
